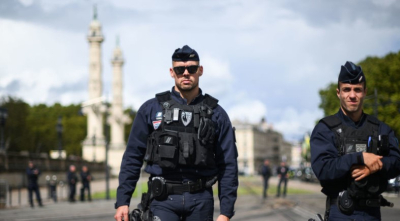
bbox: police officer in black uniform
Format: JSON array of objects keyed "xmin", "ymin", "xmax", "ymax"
[
  {"xmin": 26, "ymin": 161, "xmax": 43, "ymax": 208},
  {"xmin": 310, "ymin": 61, "xmax": 400, "ymax": 220},
  {"xmin": 67, "ymin": 164, "xmax": 78, "ymax": 202},
  {"xmin": 114, "ymin": 45, "xmax": 238, "ymax": 221}
]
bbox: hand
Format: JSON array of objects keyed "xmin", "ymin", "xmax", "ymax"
[
  {"xmin": 362, "ymin": 152, "xmax": 383, "ymax": 173},
  {"xmin": 114, "ymin": 205, "xmax": 129, "ymax": 221},
  {"xmin": 351, "ymin": 165, "xmax": 371, "ymax": 181},
  {"xmin": 216, "ymin": 214, "xmax": 230, "ymax": 221}
]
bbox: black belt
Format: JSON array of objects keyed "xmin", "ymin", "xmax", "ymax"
[
  {"xmin": 165, "ymin": 179, "xmax": 205, "ymax": 194},
  {"xmin": 330, "ymin": 197, "xmax": 381, "ymax": 208}
]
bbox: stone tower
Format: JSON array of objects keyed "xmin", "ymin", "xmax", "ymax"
[
  {"xmin": 108, "ymin": 37, "xmax": 131, "ymax": 174},
  {"xmin": 82, "ymin": 6, "xmax": 107, "ymax": 162},
  {"xmin": 109, "ymin": 37, "xmax": 131, "ymax": 149}
]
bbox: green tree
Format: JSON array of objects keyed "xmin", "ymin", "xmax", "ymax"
[{"xmin": 0, "ymin": 96, "xmax": 32, "ymax": 152}]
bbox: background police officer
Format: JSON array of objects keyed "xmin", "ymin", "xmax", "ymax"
[
  {"xmin": 114, "ymin": 45, "xmax": 238, "ymax": 221},
  {"xmin": 26, "ymin": 161, "xmax": 43, "ymax": 208},
  {"xmin": 310, "ymin": 61, "xmax": 400, "ymax": 220},
  {"xmin": 261, "ymin": 159, "xmax": 271, "ymax": 200},
  {"xmin": 67, "ymin": 164, "xmax": 78, "ymax": 202},
  {"xmin": 80, "ymin": 165, "xmax": 92, "ymax": 202}
]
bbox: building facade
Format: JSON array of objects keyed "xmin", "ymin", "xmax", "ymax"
[{"xmin": 233, "ymin": 119, "xmax": 292, "ymax": 175}]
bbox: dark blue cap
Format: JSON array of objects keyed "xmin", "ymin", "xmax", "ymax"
[
  {"xmin": 172, "ymin": 45, "xmax": 199, "ymax": 61},
  {"xmin": 338, "ymin": 61, "xmax": 365, "ymax": 84}
]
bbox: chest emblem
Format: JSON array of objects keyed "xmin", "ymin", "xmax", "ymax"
[{"xmin": 181, "ymin": 111, "xmax": 192, "ymax": 126}]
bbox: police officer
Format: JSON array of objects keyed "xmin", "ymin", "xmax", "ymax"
[
  {"xmin": 310, "ymin": 61, "xmax": 400, "ymax": 220},
  {"xmin": 261, "ymin": 159, "xmax": 271, "ymax": 200},
  {"xmin": 276, "ymin": 161, "xmax": 289, "ymax": 198},
  {"xmin": 114, "ymin": 45, "xmax": 238, "ymax": 221},
  {"xmin": 80, "ymin": 165, "xmax": 92, "ymax": 202},
  {"xmin": 67, "ymin": 165, "xmax": 78, "ymax": 202},
  {"xmin": 26, "ymin": 161, "xmax": 43, "ymax": 208}
]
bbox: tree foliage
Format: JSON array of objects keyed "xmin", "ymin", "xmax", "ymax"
[
  {"xmin": 318, "ymin": 51, "xmax": 400, "ymax": 136},
  {"xmin": 0, "ymin": 97, "xmax": 136, "ymax": 156}
]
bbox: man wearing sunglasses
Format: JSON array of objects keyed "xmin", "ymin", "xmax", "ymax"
[{"xmin": 114, "ymin": 45, "xmax": 238, "ymax": 221}]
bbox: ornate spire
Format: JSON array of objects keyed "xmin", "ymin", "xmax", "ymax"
[
  {"xmin": 116, "ymin": 35, "xmax": 120, "ymax": 47},
  {"xmin": 93, "ymin": 5, "xmax": 97, "ymax": 20}
]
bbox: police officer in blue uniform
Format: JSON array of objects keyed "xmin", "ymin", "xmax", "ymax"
[
  {"xmin": 114, "ymin": 45, "xmax": 238, "ymax": 221},
  {"xmin": 310, "ymin": 61, "xmax": 400, "ymax": 220}
]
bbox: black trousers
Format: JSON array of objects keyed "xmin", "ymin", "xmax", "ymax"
[
  {"xmin": 69, "ymin": 184, "xmax": 76, "ymax": 202},
  {"xmin": 277, "ymin": 178, "xmax": 288, "ymax": 197},
  {"xmin": 28, "ymin": 185, "xmax": 42, "ymax": 207},
  {"xmin": 80, "ymin": 184, "xmax": 91, "ymax": 201}
]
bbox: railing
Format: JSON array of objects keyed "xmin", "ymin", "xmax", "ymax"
[{"xmin": 0, "ymin": 151, "xmax": 104, "ymax": 172}]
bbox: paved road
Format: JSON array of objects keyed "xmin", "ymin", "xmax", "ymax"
[{"xmin": 2, "ymin": 177, "xmax": 400, "ymax": 220}]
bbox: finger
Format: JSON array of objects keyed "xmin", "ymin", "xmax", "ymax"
[
  {"xmin": 114, "ymin": 213, "xmax": 121, "ymax": 221},
  {"xmin": 123, "ymin": 213, "xmax": 129, "ymax": 221}
]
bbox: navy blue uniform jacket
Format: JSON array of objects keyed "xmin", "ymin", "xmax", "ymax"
[
  {"xmin": 310, "ymin": 109, "xmax": 400, "ymax": 196},
  {"xmin": 115, "ymin": 88, "xmax": 238, "ymax": 218}
]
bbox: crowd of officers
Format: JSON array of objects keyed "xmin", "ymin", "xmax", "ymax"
[{"xmin": 25, "ymin": 161, "xmax": 92, "ymax": 208}]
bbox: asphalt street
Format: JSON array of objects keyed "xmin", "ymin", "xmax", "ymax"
[{"xmin": 1, "ymin": 177, "xmax": 400, "ymax": 220}]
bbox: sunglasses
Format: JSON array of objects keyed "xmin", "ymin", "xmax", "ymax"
[{"xmin": 173, "ymin": 65, "xmax": 199, "ymax": 75}]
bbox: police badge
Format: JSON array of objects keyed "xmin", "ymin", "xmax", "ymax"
[{"xmin": 181, "ymin": 111, "xmax": 192, "ymax": 126}]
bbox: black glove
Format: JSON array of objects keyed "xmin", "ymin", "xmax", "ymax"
[{"xmin": 198, "ymin": 117, "xmax": 215, "ymax": 145}]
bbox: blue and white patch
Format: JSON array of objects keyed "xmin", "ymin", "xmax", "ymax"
[
  {"xmin": 153, "ymin": 120, "xmax": 162, "ymax": 130},
  {"xmin": 155, "ymin": 112, "xmax": 163, "ymax": 120}
]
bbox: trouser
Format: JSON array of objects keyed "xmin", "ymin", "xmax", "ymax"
[
  {"xmin": 263, "ymin": 177, "xmax": 269, "ymax": 198},
  {"xmin": 28, "ymin": 185, "xmax": 42, "ymax": 207},
  {"xmin": 69, "ymin": 184, "xmax": 76, "ymax": 201},
  {"xmin": 50, "ymin": 185, "xmax": 57, "ymax": 202},
  {"xmin": 277, "ymin": 178, "xmax": 288, "ymax": 197},
  {"xmin": 150, "ymin": 188, "xmax": 214, "ymax": 221},
  {"xmin": 80, "ymin": 185, "xmax": 91, "ymax": 201}
]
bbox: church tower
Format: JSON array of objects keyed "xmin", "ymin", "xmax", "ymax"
[{"xmin": 82, "ymin": 6, "xmax": 107, "ymax": 162}]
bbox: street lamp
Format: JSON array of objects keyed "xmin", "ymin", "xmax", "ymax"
[
  {"xmin": 0, "ymin": 107, "xmax": 8, "ymax": 152},
  {"xmin": 104, "ymin": 104, "xmax": 110, "ymax": 200},
  {"xmin": 56, "ymin": 116, "xmax": 63, "ymax": 159}
]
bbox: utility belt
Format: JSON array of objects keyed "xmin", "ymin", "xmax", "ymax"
[
  {"xmin": 322, "ymin": 191, "xmax": 394, "ymax": 220},
  {"xmin": 150, "ymin": 176, "xmax": 217, "ymax": 201},
  {"xmin": 329, "ymin": 196, "xmax": 381, "ymax": 208}
]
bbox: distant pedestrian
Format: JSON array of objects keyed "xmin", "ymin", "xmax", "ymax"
[
  {"xmin": 67, "ymin": 165, "xmax": 78, "ymax": 202},
  {"xmin": 276, "ymin": 161, "xmax": 289, "ymax": 198},
  {"xmin": 80, "ymin": 165, "xmax": 92, "ymax": 202},
  {"xmin": 26, "ymin": 161, "xmax": 43, "ymax": 208},
  {"xmin": 261, "ymin": 159, "xmax": 272, "ymax": 200}
]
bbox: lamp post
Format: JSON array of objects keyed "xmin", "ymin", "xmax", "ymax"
[
  {"xmin": 0, "ymin": 107, "xmax": 8, "ymax": 152},
  {"xmin": 56, "ymin": 116, "xmax": 63, "ymax": 159},
  {"xmin": 104, "ymin": 104, "xmax": 110, "ymax": 200}
]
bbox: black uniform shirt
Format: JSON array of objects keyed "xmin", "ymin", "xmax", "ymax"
[
  {"xmin": 310, "ymin": 109, "xmax": 400, "ymax": 196},
  {"xmin": 115, "ymin": 88, "xmax": 238, "ymax": 218}
]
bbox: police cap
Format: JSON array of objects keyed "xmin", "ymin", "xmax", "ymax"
[
  {"xmin": 172, "ymin": 45, "xmax": 200, "ymax": 62},
  {"xmin": 338, "ymin": 61, "xmax": 365, "ymax": 84}
]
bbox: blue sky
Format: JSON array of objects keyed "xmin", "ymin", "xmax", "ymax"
[{"xmin": 1, "ymin": 0, "xmax": 399, "ymax": 141}]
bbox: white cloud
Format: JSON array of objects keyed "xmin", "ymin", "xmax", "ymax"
[{"xmin": 228, "ymin": 100, "xmax": 267, "ymax": 123}]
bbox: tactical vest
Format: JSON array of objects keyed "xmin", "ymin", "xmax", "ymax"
[
  {"xmin": 320, "ymin": 114, "xmax": 388, "ymax": 198},
  {"xmin": 144, "ymin": 91, "xmax": 219, "ymax": 170}
]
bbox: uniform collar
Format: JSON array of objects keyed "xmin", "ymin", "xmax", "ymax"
[
  {"xmin": 170, "ymin": 87, "xmax": 204, "ymax": 105},
  {"xmin": 338, "ymin": 108, "xmax": 367, "ymax": 128}
]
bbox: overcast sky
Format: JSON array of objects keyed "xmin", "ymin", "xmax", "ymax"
[{"xmin": 1, "ymin": 0, "xmax": 399, "ymax": 141}]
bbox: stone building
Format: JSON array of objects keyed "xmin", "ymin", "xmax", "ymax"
[{"xmin": 233, "ymin": 118, "xmax": 292, "ymax": 175}]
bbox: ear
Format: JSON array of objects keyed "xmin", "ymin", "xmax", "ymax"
[
  {"xmin": 336, "ymin": 88, "xmax": 340, "ymax": 99},
  {"xmin": 198, "ymin": 66, "xmax": 203, "ymax": 77},
  {"xmin": 170, "ymin": 67, "xmax": 175, "ymax": 78}
]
